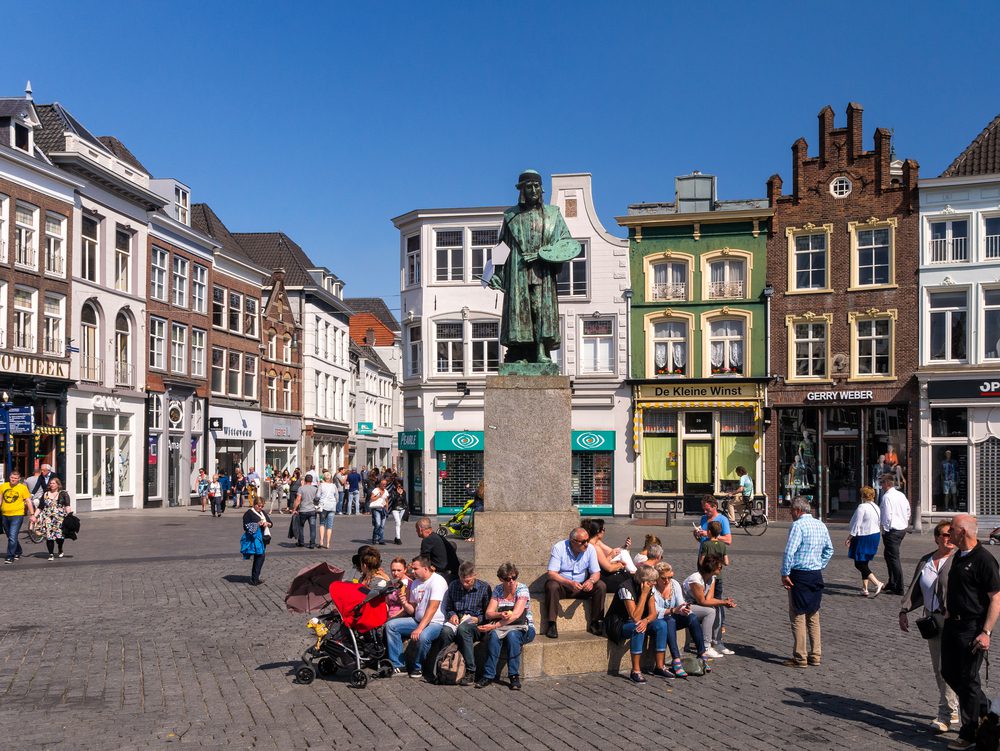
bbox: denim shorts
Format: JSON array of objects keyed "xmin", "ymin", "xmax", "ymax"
[{"xmin": 319, "ymin": 510, "xmax": 335, "ymax": 529}]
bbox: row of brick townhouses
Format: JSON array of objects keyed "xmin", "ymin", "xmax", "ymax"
[
  {"xmin": 0, "ymin": 86, "xmax": 399, "ymax": 509},
  {"xmin": 392, "ymin": 103, "xmax": 1000, "ymax": 526}
]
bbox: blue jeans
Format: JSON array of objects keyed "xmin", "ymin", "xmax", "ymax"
[
  {"xmin": 483, "ymin": 626, "xmax": 536, "ymax": 679},
  {"xmin": 347, "ymin": 490, "xmax": 360, "ymax": 514},
  {"xmin": 665, "ymin": 613, "xmax": 705, "ymax": 658},
  {"xmin": 297, "ymin": 512, "xmax": 317, "ymax": 545},
  {"xmin": 3, "ymin": 515, "xmax": 23, "ymax": 560},
  {"xmin": 385, "ymin": 618, "xmax": 444, "ymax": 671},
  {"xmin": 621, "ymin": 618, "xmax": 668, "ymax": 655},
  {"xmin": 336, "ymin": 489, "xmax": 346, "ymax": 514},
  {"xmin": 371, "ymin": 508, "xmax": 386, "ymax": 543}
]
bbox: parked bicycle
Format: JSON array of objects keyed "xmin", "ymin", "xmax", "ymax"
[{"xmin": 733, "ymin": 499, "xmax": 768, "ymax": 536}]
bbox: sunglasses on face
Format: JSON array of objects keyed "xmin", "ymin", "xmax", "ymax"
[
  {"xmin": 501, "ymin": 576, "xmax": 517, "ymax": 582},
  {"xmin": 571, "ymin": 538, "xmax": 589, "ymax": 545}
]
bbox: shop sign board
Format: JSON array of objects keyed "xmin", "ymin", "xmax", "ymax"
[
  {"xmin": 6, "ymin": 407, "xmax": 33, "ymax": 434},
  {"xmin": 571, "ymin": 430, "xmax": 616, "ymax": 452},
  {"xmin": 433, "ymin": 431, "xmax": 484, "ymax": 452},
  {"xmin": 805, "ymin": 390, "xmax": 874, "ymax": 401},
  {"xmin": 928, "ymin": 379, "xmax": 1000, "ymax": 400},
  {"xmin": 637, "ymin": 383, "xmax": 759, "ymax": 400},
  {"xmin": 0, "ymin": 353, "xmax": 69, "ymax": 379},
  {"xmin": 398, "ymin": 430, "xmax": 424, "ymax": 451},
  {"xmin": 357, "ymin": 422, "xmax": 374, "ymax": 435}
]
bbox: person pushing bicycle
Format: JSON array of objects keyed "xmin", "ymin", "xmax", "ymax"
[{"xmin": 722, "ymin": 466, "xmax": 754, "ymax": 523}]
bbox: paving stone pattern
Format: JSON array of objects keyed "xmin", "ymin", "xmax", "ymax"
[{"xmin": 0, "ymin": 509, "xmax": 984, "ymax": 749}]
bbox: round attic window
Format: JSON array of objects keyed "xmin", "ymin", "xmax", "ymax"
[{"xmin": 830, "ymin": 176, "xmax": 852, "ymax": 198}]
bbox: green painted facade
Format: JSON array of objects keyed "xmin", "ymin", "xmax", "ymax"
[{"xmin": 626, "ymin": 217, "xmax": 771, "ymax": 380}]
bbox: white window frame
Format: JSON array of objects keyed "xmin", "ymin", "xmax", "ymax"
[
  {"xmin": 227, "ymin": 350, "xmax": 242, "ymax": 397},
  {"xmin": 927, "ymin": 289, "xmax": 969, "ymax": 364},
  {"xmin": 244, "ymin": 297, "xmax": 259, "ymax": 338},
  {"xmin": 148, "ymin": 317, "xmax": 167, "ymax": 371},
  {"xmin": 243, "ymin": 355, "xmax": 257, "ymax": 400},
  {"xmin": 470, "ymin": 319, "xmax": 500, "ymax": 374},
  {"xmin": 703, "ymin": 311, "xmax": 751, "ymax": 377},
  {"xmin": 647, "ymin": 314, "xmax": 691, "ymax": 378},
  {"xmin": 191, "ymin": 265, "xmax": 208, "ymax": 314},
  {"xmin": 0, "ymin": 280, "xmax": 7, "ymax": 348},
  {"xmin": 114, "ymin": 313, "xmax": 132, "ymax": 386},
  {"xmin": 0, "ymin": 193, "xmax": 8, "ymax": 264},
  {"xmin": 282, "ymin": 374, "xmax": 292, "ymax": 411},
  {"xmin": 113, "ymin": 226, "xmax": 130, "ymax": 291},
  {"xmin": 42, "ymin": 293, "xmax": 64, "ymax": 356},
  {"xmin": 282, "ymin": 334, "xmax": 292, "ymax": 362},
  {"xmin": 45, "ymin": 213, "xmax": 66, "ymax": 278},
  {"xmin": 15, "ymin": 202, "xmax": 38, "ymax": 271},
  {"xmin": 705, "ymin": 257, "xmax": 747, "ymax": 300},
  {"xmin": 849, "ymin": 217, "xmax": 897, "ymax": 289},
  {"xmin": 150, "ymin": 248, "xmax": 168, "ymax": 301},
  {"xmin": 405, "ymin": 234, "xmax": 421, "ymax": 287},
  {"xmin": 212, "ymin": 285, "xmax": 226, "ymax": 328},
  {"xmin": 170, "ymin": 323, "xmax": 188, "ymax": 374},
  {"xmin": 786, "ymin": 314, "xmax": 833, "ymax": 383},
  {"xmin": 211, "ymin": 347, "xmax": 225, "ymax": 394},
  {"xmin": 786, "ymin": 225, "xmax": 833, "ymax": 293},
  {"xmin": 12, "ymin": 286, "xmax": 36, "ymax": 352},
  {"xmin": 928, "ymin": 217, "xmax": 970, "ymax": 264},
  {"xmin": 434, "ymin": 228, "xmax": 464, "ymax": 283},
  {"xmin": 849, "ymin": 309, "xmax": 896, "ymax": 380},
  {"xmin": 829, "ymin": 176, "xmax": 852, "ymax": 198},
  {"xmin": 471, "ymin": 227, "xmax": 500, "ymax": 280},
  {"xmin": 435, "ymin": 320, "xmax": 464, "ymax": 374},
  {"xmin": 228, "ymin": 290, "xmax": 243, "ymax": 333},
  {"xmin": 266, "ymin": 372, "xmax": 277, "ymax": 410},
  {"xmin": 557, "ymin": 240, "xmax": 589, "ymax": 299},
  {"xmin": 408, "ymin": 323, "xmax": 422, "ymax": 377},
  {"xmin": 172, "ymin": 256, "xmax": 189, "ymax": 308},
  {"xmin": 190, "ymin": 328, "xmax": 206, "ymax": 377},
  {"xmin": 175, "ymin": 186, "xmax": 190, "ymax": 225},
  {"xmin": 579, "ymin": 317, "xmax": 615, "ymax": 375},
  {"xmin": 648, "ymin": 259, "xmax": 689, "ymax": 302},
  {"xmin": 267, "ymin": 329, "xmax": 278, "ymax": 360},
  {"xmin": 984, "ymin": 214, "xmax": 1000, "ymax": 261}
]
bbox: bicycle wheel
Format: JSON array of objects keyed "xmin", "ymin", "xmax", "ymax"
[{"xmin": 747, "ymin": 513, "xmax": 768, "ymax": 536}]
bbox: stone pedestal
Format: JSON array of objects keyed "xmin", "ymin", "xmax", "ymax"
[{"xmin": 473, "ymin": 375, "xmax": 580, "ymax": 592}]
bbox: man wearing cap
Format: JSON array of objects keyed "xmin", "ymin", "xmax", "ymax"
[{"xmin": 487, "ymin": 170, "xmax": 580, "ymax": 365}]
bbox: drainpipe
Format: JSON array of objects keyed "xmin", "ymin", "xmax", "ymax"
[
  {"xmin": 622, "ymin": 288, "xmax": 633, "ymax": 378},
  {"xmin": 761, "ymin": 283, "xmax": 774, "ymax": 514}
]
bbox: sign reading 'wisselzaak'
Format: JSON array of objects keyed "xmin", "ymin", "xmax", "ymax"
[{"xmin": 0, "ymin": 354, "xmax": 69, "ymax": 379}]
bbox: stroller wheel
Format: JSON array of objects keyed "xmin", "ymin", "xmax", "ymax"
[
  {"xmin": 437, "ymin": 527, "xmax": 449, "ymax": 537},
  {"xmin": 460, "ymin": 527, "xmax": 474, "ymax": 540},
  {"xmin": 295, "ymin": 666, "xmax": 316, "ymax": 685},
  {"xmin": 350, "ymin": 669, "xmax": 369, "ymax": 689},
  {"xmin": 376, "ymin": 659, "xmax": 395, "ymax": 678},
  {"xmin": 316, "ymin": 657, "xmax": 336, "ymax": 677}
]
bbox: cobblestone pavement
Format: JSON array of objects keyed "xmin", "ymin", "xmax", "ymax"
[{"xmin": 0, "ymin": 508, "xmax": 985, "ymax": 750}]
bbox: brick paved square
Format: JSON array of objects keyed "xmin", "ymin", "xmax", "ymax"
[{"xmin": 0, "ymin": 509, "xmax": 981, "ymax": 749}]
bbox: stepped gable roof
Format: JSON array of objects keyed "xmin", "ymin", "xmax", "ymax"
[
  {"xmin": 233, "ymin": 232, "xmax": 316, "ymax": 286},
  {"xmin": 344, "ymin": 297, "xmax": 401, "ymax": 333},
  {"xmin": 942, "ymin": 113, "xmax": 1000, "ymax": 177},
  {"xmin": 191, "ymin": 203, "xmax": 255, "ymax": 265},
  {"xmin": 97, "ymin": 136, "xmax": 147, "ymax": 172},
  {"xmin": 350, "ymin": 339, "xmax": 392, "ymax": 373}
]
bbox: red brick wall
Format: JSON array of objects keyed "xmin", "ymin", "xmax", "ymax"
[{"xmin": 348, "ymin": 313, "xmax": 394, "ymax": 346}]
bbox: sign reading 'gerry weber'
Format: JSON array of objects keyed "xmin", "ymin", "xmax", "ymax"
[{"xmin": 806, "ymin": 390, "xmax": 874, "ymax": 401}]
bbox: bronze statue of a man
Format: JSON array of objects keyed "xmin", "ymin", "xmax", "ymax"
[{"xmin": 488, "ymin": 170, "xmax": 580, "ymax": 372}]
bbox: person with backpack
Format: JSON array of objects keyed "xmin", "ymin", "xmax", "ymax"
[{"xmin": 434, "ymin": 561, "xmax": 491, "ymax": 686}]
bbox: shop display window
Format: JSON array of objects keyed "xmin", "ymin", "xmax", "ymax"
[
  {"xmin": 978, "ymin": 438, "xmax": 1000, "ymax": 516},
  {"xmin": 719, "ymin": 409, "xmax": 756, "ymax": 494},
  {"xmin": 931, "ymin": 444, "xmax": 967, "ymax": 512},
  {"xmin": 931, "ymin": 408, "xmax": 967, "ymax": 438},
  {"xmin": 778, "ymin": 409, "xmax": 818, "ymax": 506},
  {"xmin": 572, "ymin": 452, "xmax": 613, "ymax": 507},
  {"xmin": 825, "ymin": 408, "xmax": 859, "ymax": 435},
  {"xmin": 438, "ymin": 452, "xmax": 483, "ymax": 509},
  {"xmin": 868, "ymin": 406, "xmax": 908, "ymax": 491},
  {"xmin": 642, "ymin": 409, "xmax": 677, "ymax": 493}
]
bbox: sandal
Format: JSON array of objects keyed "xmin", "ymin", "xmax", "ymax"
[{"xmin": 670, "ymin": 659, "xmax": 687, "ymax": 678}]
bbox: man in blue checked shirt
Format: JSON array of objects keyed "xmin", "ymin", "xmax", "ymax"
[
  {"xmin": 433, "ymin": 560, "xmax": 492, "ymax": 685},
  {"xmin": 780, "ymin": 496, "xmax": 834, "ymax": 668}
]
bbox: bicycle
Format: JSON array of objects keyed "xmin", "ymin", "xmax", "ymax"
[{"xmin": 733, "ymin": 499, "xmax": 768, "ymax": 536}]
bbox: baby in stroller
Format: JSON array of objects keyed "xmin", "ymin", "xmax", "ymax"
[{"xmin": 296, "ymin": 577, "xmax": 401, "ymax": 688}]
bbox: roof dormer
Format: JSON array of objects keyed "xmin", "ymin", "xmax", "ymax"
[
  {"xmin": 0, "ymin": 83, "xmax": 40, "ymax": 156},
  {"xmin": 149, "ymin": 178, "xmax": 191, "ymax": 226}
]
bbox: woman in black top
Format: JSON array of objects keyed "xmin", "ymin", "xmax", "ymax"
[
  {"xmin": 389, "ymin": 479, "xmax": 407, "ymax": 545},
  {"xmin": 232, "ymin": 469, "xmax": 248, "ymax": 509}
]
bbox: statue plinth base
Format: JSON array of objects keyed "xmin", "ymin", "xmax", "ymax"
[
  {"xmin": 474, "ymin": 375, "xmax": 579, "ymax": 592},
  {"xmin": 498, "ymin": 361, "xmax": 560, "ymax": 376}
]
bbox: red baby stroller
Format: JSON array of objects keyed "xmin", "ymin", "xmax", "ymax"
[{"xmin": 296, "ymin": 578, "xmax": 400, "ymax": 688}]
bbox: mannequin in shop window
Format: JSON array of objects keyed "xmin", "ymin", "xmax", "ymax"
[
  {"xmin": 941, "ymin": 449, "xmax": 959, "ymax": 511},
  {"xmin": 796, "ymin": 429, "xmax": 817, "ymax": 486}
]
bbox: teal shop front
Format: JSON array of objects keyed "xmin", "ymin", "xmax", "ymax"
[
  {"xmin": 398, "ymin": 431, "xmax": 424, "ymax": 513},
  {"xmin": 572, "ymin": 431, "xmax": 615, "ymax": 515},
  {"xmin": 433, "ymin": 431, "xmax": 485, "ymax": 514},
  {"xmin": 431, "ymin": 429, "xmax": 616, "ymax": 516}
]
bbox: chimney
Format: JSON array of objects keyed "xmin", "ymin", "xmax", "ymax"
[
  {"xmin": 874, "ymin": 128, "xmax": 892, "ymax": 194},
  {"xmin": 767, "ymin": 174, "xmax": 783, "ymax": 207},
  {"xmin": 846, "ymin": 102, "xmax": 864, "ymax": 162},
  {"xmin": 818, "ymin": 106, "xmax": 834, "ymax": 165},
  {"xmin": 365, "ymin": 327, "xmax": 377, "ymax": 346},
  {"xmin": 792, "ymin": 138, "xmax": 808, "ymax": 201},
  {"xmin": 903, "ymin": 159, "xmax": 920, "ymax": 213}
]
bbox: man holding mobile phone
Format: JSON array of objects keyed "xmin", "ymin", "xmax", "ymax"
[{"xmin": 940, "ymin": 515, "xmax": 1000, "ymax": 750}]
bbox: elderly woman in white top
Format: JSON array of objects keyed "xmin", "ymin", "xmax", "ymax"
[
  {"xmin": 846, "ymin": 485, "xmax": 885, "ymax": 596},
  {"xmin": 898, "ymin": 519, "xmax": 959, "ymax": 734},
  {"xmin": 316, "ymin": 471, "xmax": 339, "ymax": 549}
]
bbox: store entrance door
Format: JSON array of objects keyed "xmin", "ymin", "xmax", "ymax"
[
  {"xmin": 826, "ymin": 441, "xmax": 861, "ymax": 519},
  {"xmin": 167, "ymin": 438, "xmax": 181, "ymax": 507},
  {"xmin": 683, "ymin": 440, "xmax": 713, "ymax": 514},
  {"xmin": 406, "ymin": 452, "xmax": 422, "ymax": 513}
]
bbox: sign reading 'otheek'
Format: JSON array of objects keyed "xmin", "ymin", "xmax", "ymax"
[{"xmin": 0, "ymin": 354, "xmax": 68, "ymax": 379}]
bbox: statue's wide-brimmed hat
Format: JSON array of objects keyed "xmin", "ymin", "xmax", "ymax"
[{"xmin": 516, "ymin": 169, "xmax": 543, "ymax": 187}]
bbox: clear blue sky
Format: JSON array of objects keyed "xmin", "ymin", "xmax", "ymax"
[{"xmin": 4, "ymin": 2, "xmax": 999, "ymax": 314}]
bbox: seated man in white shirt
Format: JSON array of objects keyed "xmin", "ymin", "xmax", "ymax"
[{"xmin": 385, "ymin": 555, "xmax": 448, "ymax": 677}]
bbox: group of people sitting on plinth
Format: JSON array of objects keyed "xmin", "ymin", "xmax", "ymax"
[{"xmin": 376, "ymin": 501, "xmax": 737, "ymax": 686}]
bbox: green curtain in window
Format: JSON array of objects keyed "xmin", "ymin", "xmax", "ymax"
[
  {"xmin": 684, "ymin": 442, "xmax": 712, "ymax": 484},
  {"xmin": 719, "ymin": 435, "xmax": 757, "ymax": 480},
  {"xmin": 642, "ymin": 436, "xmax": 677, "ymax": 482}
]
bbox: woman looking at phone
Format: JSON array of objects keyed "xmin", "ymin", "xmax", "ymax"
[{"xmin": 653, "ymin": 561, "xmax": 708, "ymax": 676}]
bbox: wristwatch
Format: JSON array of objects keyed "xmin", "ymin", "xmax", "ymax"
[{"xmin": 985, "ymin": 629, "xmax": 993, "ymax": 637}]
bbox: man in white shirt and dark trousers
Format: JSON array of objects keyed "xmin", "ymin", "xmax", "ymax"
[{"xmin": 879, "ymin": 472, "xmax": 910, "ymax": 596}]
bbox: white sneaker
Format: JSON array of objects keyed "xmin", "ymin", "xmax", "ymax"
[
  {"xmin": 716, "ymin": 644, "xmax": 736, "ymax": 655},
  {"xmin": 870, "ymin": 581, "xmax": 884, "ymax": 598},
  {"xmin": 703, "ymin": 647, "xmax": 723, "ymax": 659}
]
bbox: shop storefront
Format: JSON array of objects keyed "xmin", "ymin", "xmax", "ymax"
[
  {"xmin": 919, "ymin": 377, "xmax": 1000, "ymax": 521},
  {"xmin": 632, "ymin": 381, "xmax": 765, "ymax": 516},
  {"xmin": 263, "ymin": 415, "xmax": 301, "ymax": 476},
  {"xmin": 68, "ymin": 392, "xmax": 143, "ymax": 511},
  {"xmin": 208, "ymin": 406, "xmax": 262, "ymax": 479},
  {"xmin": 398, "ymin": 430, "xmax": 424, "ymax": 512},
  {"xmin": 145, "ymin": 388, "xmax": 207, "ymax": 507},
  {"xmin": 771, "ymin": 387, "xmax": 914, "ymax": 520},
  {"xmin": 307, "ymin": 426, "xmax": 348, "ymax": 474},
  {"xmin": 571, "ymin": 430, "xmax": 615, "ymax": 516},
  {"xmin": 0, "ymin": 366, "xmax": 70, "ymax": 485},
  {"xmin": 434, "ymin": 430, "xmax": 484, "ymax": 515}
]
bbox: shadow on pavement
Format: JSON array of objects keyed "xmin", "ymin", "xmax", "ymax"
[
  {"xmin": 735, "ymin": 643, "xmax": 786, "ymax": 664},
  {"xmin": 256, "ymin": 660, "xmax": 300, "ymax": 673},
  {"xmin": 783, "ymin": 687, "xmax": 931, "ymax": 748},
  {"xmin": 222, "ymin": 574, "xmax": 252, "ymax": 584}
]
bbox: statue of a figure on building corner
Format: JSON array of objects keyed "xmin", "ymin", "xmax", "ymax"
[{"xmin": 485, "ymin": 170, "xmax": 581, "ymax": 375}]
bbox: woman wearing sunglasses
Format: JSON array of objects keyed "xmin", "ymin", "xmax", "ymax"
[{"xmin": 476, "ymin": 562, "xmax": 534, "ymax": 691}]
